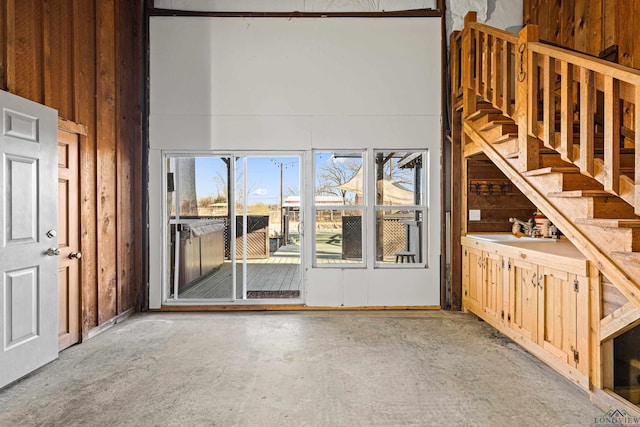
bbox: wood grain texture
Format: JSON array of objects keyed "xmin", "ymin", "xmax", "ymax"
[
  {"xmin": 634, "ymin": 0, "xmax": 640, "ymax": 69},
  {"xmin": 559, "ymin": 0, "xmax": 574, "ymax": 50},
  {"xmin": 116, "ymin": 0, "xmax": 143, "ymax": 313},
  {"xmin": 450, "ymin": 110, "xmax": 463, "ymax": 311},
  {"xmin": 615, "ymin": 0, "xmax": 633, "ymax": 67},
  {"xmin": 73, "ymin": 0, "xmax": 99, "ymax": 337},
  {"xmin": 603, "ymin": 0, "xmax": 616, "ymax": 52},
  {"xmin": 13, "ymin": 0, "xmax": 43, "ymax": 101},
  {"xmin": 587, "ymin": 0, "xmax": 603, "ymax": 57},
  {"xmin": 43, "ymin": 0, "xmax": 74, "ymax": 118},
  {"xmin": 573, "ymin": 0, "xmax": 589, "ymax": 53},
  {"xmin": 2, "ymin": 0, "xmax": 143, "ymax": 335},
  {"xmin": 96, "ymin": 0, "xmax": 118, "ymax": 324},
  {"xmin": 0, "ymin": 0, "xmax": 7, "ymax": 89},
  {"xmin": 547, "ymin": 0, "xmax": 561, "ymax": 45}
]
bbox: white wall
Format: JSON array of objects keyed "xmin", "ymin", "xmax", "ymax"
[
  {"xmin": 154, "ymin": 0, "xmax": 438, "ymax": 12},
  {"xmin": 446, "ymin": 0, "xmax": 523, "ymax": 42},
  {"xmin": 149, "ymin": 17, "xmax": 441, "ymax": 308}
]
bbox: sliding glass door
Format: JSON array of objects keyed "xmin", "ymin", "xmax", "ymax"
[{"xmin": 164, "ymin": 153, "xmax": 302, "ymax": 303}]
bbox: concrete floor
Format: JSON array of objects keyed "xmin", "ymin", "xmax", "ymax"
[{"xmin": 0, "ymin": 311, "xmax": 603, "ymax": 426}]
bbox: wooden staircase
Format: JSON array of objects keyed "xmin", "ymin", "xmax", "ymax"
[
  {"xmin": 464, "ymin": 108, "xmax": 640, "ymax": 311},
  {"xmin": 452, "ymin": 12, "xmax": 640, "ymax": 414}
]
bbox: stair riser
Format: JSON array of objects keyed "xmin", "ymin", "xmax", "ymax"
[
  {"xmin": 493, "ymin": 139, "xmax": 518, "ymax": 157},
  {"xmin": 540, "ymin": 154, "xmax": 573, "ymax": 168},
  {"xmin": 471, "ymin": 113, "xmax": 506, "ymax": 128},
  {"xmin": 589, "ymin": 198, "xmax": 637, "ymax": 219},
  {"xmin": 573, "ymin": 224, "xmax": 640, "ymax": 252},
  {"xmin": 497, "ymin": 124, "xmax": 518, "ymax": 135},
  {"xmin": 481, "ymin": 127, "xmax": 509, "ymax": 142},
  {"xmin": 561, "ymin": 173, "xmax": 603, "ymax": 191},
  {"xmin": 572, "ymin": 146, "xmax": 636, "ymax": 168},
  {"xmin": 545, "ymin": 193, "xmax": 636, "ymax": 219},
  {"xmin": 527, "ymin": 173, "xmax": 602, "ymax": 192}
]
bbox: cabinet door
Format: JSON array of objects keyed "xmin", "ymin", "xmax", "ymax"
[
  {"xmin": 539, "ymin": 268, "xmax": 574, "ymax": 363},
  {"xmin": 463, "ymin": 246, "xmax": 484, "ymax": 313},
  {"xmin": 504, "ymin": 258, "xmax": 514, "ymax": 328},
  {"xmin": 484, "ymin": 252, "xmax": 504, "ymax": 323},
  {"xmin": 539, "ymin": 268, "xmax": 589, "ymax": 375},
  {"xmin": 512, "ymin": 259, "xmax": 538, "ymax": 342}
]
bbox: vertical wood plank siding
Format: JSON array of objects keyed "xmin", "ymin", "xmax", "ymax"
[
  {"xmin": 96, "ymin": 0, "xmax": 118, "ymax": 325},
  {"xmin": 74, "ymin": 0, "xmax": 99, "ymax": 334},
  {"xmin": 1, "ymin": 0, "xmax": 144, "ymax": 338},
  {"xmin": 525, "ymin": 0, "xmax": 640, "ymax": 70}
]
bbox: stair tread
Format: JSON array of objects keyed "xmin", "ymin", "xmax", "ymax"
[
  {"xmin": 575, "ymin": 218, "xmax": 640, "ymax": 228},
  {"xmin": 523, "ymin": 166, "xmax": 580, "ymax": 177},
  {"xmin": 493, "ymin": 133, "xmax": 518, "ymax": 144},
  {"xmin": 478, "ymin": 119, "xmax": 515, "ymax": 131},
  {"xmin": 611, "ymin": 251, "xmax": 640, "ymax": 264},
  {"xmin": 547, "ymin": 190, "xmax": 617, "ymax": 198},
  {"xmin": 572, "ymin": 143, "xmax": 635, "ymax": 155},
  {"xmin": 467, "ymin": 108, "xmax": 503, "ymax": 121}
]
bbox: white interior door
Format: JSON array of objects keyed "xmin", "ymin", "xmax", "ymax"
[{"xmin": 0, "ymin": 90, "xmax": 58, "ymax": 388}]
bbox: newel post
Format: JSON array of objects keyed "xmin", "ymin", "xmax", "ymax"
[
  {"xmin": 462, "ymin": 11, "xmax": 477, "ymax": 118},
  {"xmin": 515, "ymin": 24, "xmax": 540, "ymax": 172}
]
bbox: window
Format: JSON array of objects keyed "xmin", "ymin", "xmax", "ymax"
[
  {"xmin": 313, "ymin": 149, "xmax": 427, "ymax": 268},
  {"xmin": 374, "ymin": 151, "xmax": 426, "ymax": 266},
  {"xmin": 313, "ymin": 151, "xmax": 365, "ymax": 266}
]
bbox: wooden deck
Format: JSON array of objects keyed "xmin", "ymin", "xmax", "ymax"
[{"xmin": 179, "ymin": 243, "xmax": 302, "ymax": 300}]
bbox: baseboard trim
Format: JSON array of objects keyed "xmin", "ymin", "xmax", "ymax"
[{"xmin": 87, "ymin": 308, "xmax": 135, "ymax": 340}]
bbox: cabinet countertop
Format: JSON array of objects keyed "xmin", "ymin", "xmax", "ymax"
[{"xmin": 462, "ymin": 233, "xmax": 588, "ymax": 275}]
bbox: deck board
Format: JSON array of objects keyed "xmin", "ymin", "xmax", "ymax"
[{"xmin": 179, "ymin": 244, "xmax": 301, "ymax": 300}]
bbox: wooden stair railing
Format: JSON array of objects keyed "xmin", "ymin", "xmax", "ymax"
[
  {"xmin": 452, "ymin": 12, "xmax": 640, "ymax": 212},
  {"xmin": 528, "ymin": 42, "xmax": 640, "ymax": 212},
  {"xmin": 452, "ymin": 12, "xmax": 640, "ymax": 316}
]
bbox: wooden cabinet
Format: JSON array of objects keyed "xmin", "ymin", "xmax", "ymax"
[
  {"xmin": 484, "ymin": 252, "xmax": 506, "ymax": 325},
  {"xmin": 461, "ymin": 236, "xmax": 592, "ymax": 389},
  {"xmin": 512, "ymin": 258, "xmax": 539, "ymax": 342},
  {"xmin": 462, "ymin": 246, "xmax": 484, "ymax": 313},
  {"xmin": 538, "ymin": 266, "xmax": 589, "ymax": 375},
  {"xmin": 462, "ymin": 247, "xmax": 511, "ymax": 324},
  {"xmin": 462, "ymin": 248, "xmax": 508, "ymax": 325}
]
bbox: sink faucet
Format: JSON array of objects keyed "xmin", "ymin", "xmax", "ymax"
[{"xmin": 509, "ymin": 217, "xmax": 534, "ymax": 236}]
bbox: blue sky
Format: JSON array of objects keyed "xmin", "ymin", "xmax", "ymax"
[{"xmin": 195, "ymin": 156, "xmax": 301, "ymax": 205}]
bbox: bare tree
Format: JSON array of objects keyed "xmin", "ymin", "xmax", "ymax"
[{"xmin": 317, "ymin": 157, "xmax": 361, "ymax": 203}]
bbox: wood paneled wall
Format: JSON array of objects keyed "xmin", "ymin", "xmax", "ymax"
[
  {"xmin": 524, "ymin": 0, "xmax": 640, "ymax": 69},
  {"xmin": 0, "ymin": 0, "xmax": 144, "ymax": 337},
  {"xmin": 466, "ymin": 156, "xmax": 536, "ymax": 233}
]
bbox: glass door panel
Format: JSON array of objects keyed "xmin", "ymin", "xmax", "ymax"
[
  {"xmin": 164, "ymin": 153, "xmax": 302, "ymax": 303},
  {"xmin": 241, "ymin": 156, "xmax": 301, "ymax": 300},
  {"xmin": 167, "ymin": 156, "xmax": 234, "ymax": 300}
]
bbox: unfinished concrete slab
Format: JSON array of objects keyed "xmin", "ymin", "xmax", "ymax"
[{"xmin": 0, "ymin": 311, "xmax": 602, "ymax": 426}]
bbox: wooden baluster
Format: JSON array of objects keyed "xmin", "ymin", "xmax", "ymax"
[
  {"xmin": 462, "ymin": 12, "xmax": 477, "ymax": 118},
  {"xmin": 484, "ymin": 33, "xmax": 492, "ymax": 100},
  {"xmin": 502, "ymin": 40, "xmax": 512, "ymax": 117},
  {"xmin": 543, "ymin": 55, "xmax": 555, "ymax": 148},
  {"xmin": 560, "ymin": 61, "xmax": 574, "ymax": 161},
  {"xmin": 579, "ymin": 68, "xmax": 595, "ymax": 176},
  {"xmin": 516, "ymin": 25, "xmax": 539, "ymax": 172},
  {"xmin": 527, "ymin": 49, "xmax": 539, "ymax": 140},
  {"xmin": 450, "ymin": 31, "xmax": 460, "ymax": 101},
  {"xmin": 604, "ymin": 76, "xmax": 620, "ymax": 193},
  {"xmin": 492, "ymin": 35, "xmax": 500, "ymax": 108},
  {"xmin": 635, "ymin": 85, "xmax": 640, "ymax": 215},
  {"xmin": 475, "ymin": 29, "xmax": 482, "ymax": 97}
]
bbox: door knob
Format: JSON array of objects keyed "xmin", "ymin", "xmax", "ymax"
[
  {"xmin": 46, "ymin": 248, "xmax": 60, "ymax": 256},
  {"xmin": 69, "ymin": 252, "xmax": 82, "ymax": 260}
]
